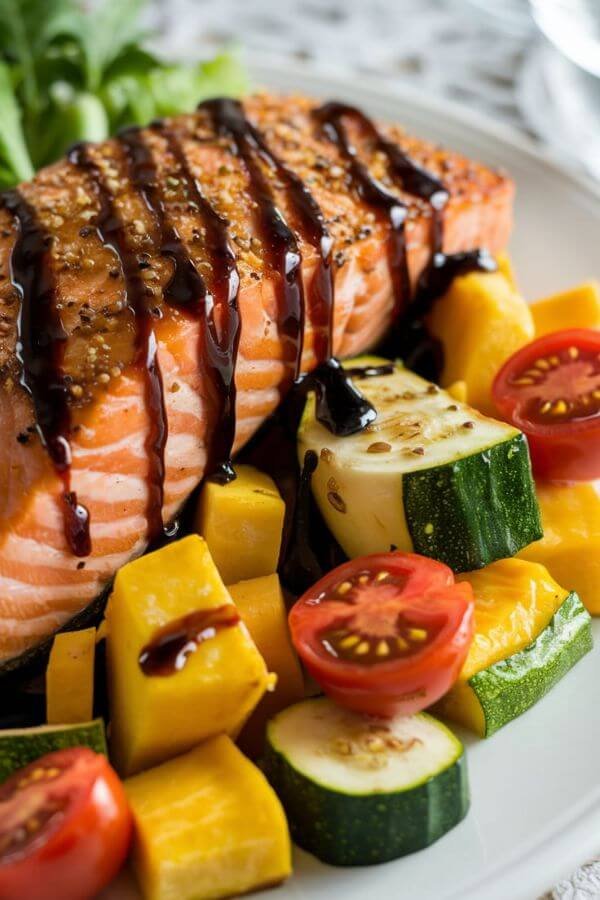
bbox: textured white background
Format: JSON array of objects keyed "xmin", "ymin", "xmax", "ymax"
[{"xmin": 147, "ymin": 2, "xmax": 600, "ymax": 897}]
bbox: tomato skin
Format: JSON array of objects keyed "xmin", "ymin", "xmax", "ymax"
[
  {"xmin": 492, "ymin": 329, "xmax": 600, "ymax": 482},
  {"xmin": 289, "ymin": 552, "xmax": 474, "ymax": 718},
  {"xmin": 0, "ymin": 748, "xmax": 132, "ymax": 900}
]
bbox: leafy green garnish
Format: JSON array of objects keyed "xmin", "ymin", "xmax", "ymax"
[{"xmin": 0, "ymin": 0, "xmax": 246, "ymax": 188}]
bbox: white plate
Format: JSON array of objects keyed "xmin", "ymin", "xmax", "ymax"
[{"xmin": 105, "ymin": 61, "xmax": 600, "ymax": 900}]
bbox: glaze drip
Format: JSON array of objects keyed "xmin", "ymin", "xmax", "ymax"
[{"xmin": 3, "ymin": 189, "xmax": 91, "ymax": 557}]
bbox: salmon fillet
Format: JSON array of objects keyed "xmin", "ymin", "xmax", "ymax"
[{"xmin": 0, "ymin": 93, "xmax": 513, "ymax": 664}]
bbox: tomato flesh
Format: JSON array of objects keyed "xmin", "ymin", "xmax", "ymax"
[
  {"xmin": 289, "ymin": 552, "xmax": 474, "ymax": 717},
  {"xmin": 0, "ymin": 747, "xmax": 132, "ymax": 900},
  {"xmin": 493, "ymin": 328, "xmax": 600, "ymax": 481}
]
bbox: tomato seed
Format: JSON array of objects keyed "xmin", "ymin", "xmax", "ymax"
[
  {"xmin": 340, "ymin": 635, "xmax": 360, "ymax": 649},
  {"xmin": 356, "ymin": 641, "xmax": 370, "ymax": 655},
  {"xmin": 408, "ymin": 628, "xmax": 427, "ymax": 641}
]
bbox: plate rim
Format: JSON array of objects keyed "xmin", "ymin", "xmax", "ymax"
[{"xmin": 248, "ymin": 54, "xmax": 600, "ymax": 900}]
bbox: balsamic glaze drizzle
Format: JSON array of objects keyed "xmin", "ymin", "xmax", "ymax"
[
  {"xmin": 206, "ymin": 100, "xmax": 335, "ymax": 364},
  {"xmin": 201, "ymin": 98, "xmax": 307, "ymax": 380},
  {"xmin": 154, "ymin": 122, "xmax": 242, "ymax": 484},
  {"xmin": 303, "ymin": 357, "xmax": 376, "ymax": 436},
  {"xmin": 139, "ymin": 604, "xmax": 240, "ymax": 676},
  {"xmin": 314, "ymin": 102, "xmax": 411, "ymax": 319},
  {"xmin": 118, "ymin": 127, "xmax": 205, "ymax": 309},
  {"xmin": 343, "ymin": 363, "xmax": 396, "ymax": 380},
  {"xmin": 69, "ymin": 143, "xmax": 167, "ymax": 542},
  {"xmin": 3, "ymin": 190, "xmax": 91, "ymax": 557},
  {"xmin": 119, "ymin": 125, "xmax": 242, "ymax": 486},
  {"xmin": 279, "ymin": 448, "xmax": 324, "ymax": 593}
]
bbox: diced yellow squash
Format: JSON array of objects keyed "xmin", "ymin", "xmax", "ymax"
[
  {"xmin": 437, "ymin": 558, "xmax": 568, "ymax": 735},
  {"xmin": 496, "ymin": 251, "xmax": 516, "ymax": 288},
  {"xmin": 446, "ymin": 380, "xmax": 468, "ymax": 403},
  {"xmin": 195, "ymin": 465, "xmax": 285, "ymax": 585},
  {"xmin": 125, "ymin": 735, "xmax": 292, "ymax": 900},
  {"xmin": 531, "ymin": 281, "xmax": 600, "ymax": 335},
  {"xmin": 229, "ymin": 575, "xmax": 305, "ymax": 756},
  {"xmin": 107, "ymin": 535, "xmax": 271, "ymax": 776},
  {"xmin": 427, "ymin": 270, "xmax": 534, "ymax": 415},
  {"xmin": 46, "ymin": 628, "xmax": 96, "ymax": 725},
  {"xmin": 518, "ymin": 482, "xmax": 600, "ymax": 615}
]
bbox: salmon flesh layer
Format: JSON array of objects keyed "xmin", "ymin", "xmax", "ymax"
[{"xmin": 0, "ymin": 93, "xmax": 513, "ymax": 663}]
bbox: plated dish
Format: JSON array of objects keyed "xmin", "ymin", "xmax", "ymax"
[{"xmin": 0, "ymin": 47, "xmax": 599, "ymax": 900}]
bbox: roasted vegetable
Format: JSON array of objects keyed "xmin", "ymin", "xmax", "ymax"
[
  {"xmin": 531, "ymin": 281, "xmax": 600, "ymax": 335},
  {"xmin": 106, "ymin": 535, "xmax": 271, "ymax": 776},
  {"xmin": 46, "ymin": 628, "xmax": 96, "ymax": 724},
  {"xmin": 228, "ymin": 575, "xmax": 305, "ymax": 756},
  {"xmin": 496, "ymin": 251, "xmax": 516, "ymax": 287},
  {"xmin": 264, "ymin": 697, "xmax": 469, "ymax": 866},
  {"xmin": 195, "ymin": 465, "xmax": 286, "ymax": 585},
  {"xmin": 427, "ymin": 270, "xmax": 534, "ymax": 415},
  {"xmin": 125, "ymin": 735, "xmax": 291, "ymax": 900},
  {"xmin": 436, "ymin": 559, "xmax": 592, "ymax": 736},
  {"xmin": 298, "ymin": 357, "xmax": 541, "ymax": 572},
  {"xmin": 0, "ymin": 720, "xmax": 107, "ymax": 782},
  {"xmin": 518, "ymin": 482, "xmax": 600, "ymax": 615}
]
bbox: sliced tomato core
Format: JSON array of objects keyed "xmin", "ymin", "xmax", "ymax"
[
  {"xmin": 0, "ymin": 758, "xmax": 72, "ymax": 862},
  {"xmin": 317, "ymin": 570, "xmax": 442, "ymax": 664},
  {"xmin": 509, "ymin": 341, "xmax": 600, "ymax": 425}
]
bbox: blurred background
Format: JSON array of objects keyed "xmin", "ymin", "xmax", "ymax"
[{"xmin": 146, "ymin": 0, "xmax": 600, "ymax": 180}]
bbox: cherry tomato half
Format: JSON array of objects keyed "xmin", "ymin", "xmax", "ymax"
[
  {"xmin": 0, "ymin": 747, "xmax": 132, "ymax": 900},
  {"xmin": 492, "ymin": 328, "xmax": 600, "ymax": 481},
  {"xmin": 289, "ymin": 552, "xmax": 474, "ymax": 717}
]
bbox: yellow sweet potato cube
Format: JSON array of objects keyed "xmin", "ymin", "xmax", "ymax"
[
  {"xmin": 446, "ymin": 380, "xmax": 468, "ymax": 404},
  {"xmin": 125, "ymin": 736, "xmax": 292, "ymax": 900},
  {"xmin": 229, "ymin": 575, "xmax": 305, "ymax": 756},
  {"xmin": 531, "ymin": 281, "xmax": 600, "ymax": 335},
  {"xmin": 427, "ymin": 270, "xmax": 534, "ymax": 416},
  {"xmin": 195, "ymin": 465, "xmax": 285, "ymax": 585},
  {"xmin": 46, "ymin": 628, "xmax": 96, "ymax": 724},
  {"xmin": 107, "ymin": 535, "xmax": 270, "ymax": 776},
  {"xmin": 518, "ymin": 482, "xmax": 600, "ymax": 615},
  {"xmin": 496, "ymin": 251, "xmax": 516, "ymax": 287}
]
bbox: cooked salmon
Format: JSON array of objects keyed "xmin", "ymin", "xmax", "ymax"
[{"xmin": 0, "ymin": 93, "xmax": 513, "ymax": 663}]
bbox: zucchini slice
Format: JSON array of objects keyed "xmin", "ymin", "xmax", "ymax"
[
  {"xmin": 0, "ymin": 718, "xmax": 107, "ymax": 782},
  {"xmin": 263, "ymin": 697, "xmax": 469, "ymax": 866},
  {"xmin": 297, "ymin": 356, "xmax": 542, "ymax": 572},
  {"xmin": 437, "ymin": 559, "xmax": 593, "ymax": 737}
]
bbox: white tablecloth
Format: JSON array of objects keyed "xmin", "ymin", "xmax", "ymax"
[{"xmin": 147, "ymin": 2, "xmax": 599, "ymax": 896}]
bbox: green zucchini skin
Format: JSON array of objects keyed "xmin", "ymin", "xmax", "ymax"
[
  {"xmin": 404, "ymin": 432, "xmax": 542, "ymax": 572},
  {"xmin": 0, "ymin": 719, "xmax": 107, "ymax": 782},
  {"xmin": 471, "ymin": 591, "xmax": 592, "ymax": 738},
  {"xmin": 263, "ymin": 730, "xmax": 469, "ymax": 867}
]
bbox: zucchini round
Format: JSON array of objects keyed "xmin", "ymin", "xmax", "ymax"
[{"xmin": 263, "ymin": 697, "xmax": 469, "ymax": 866}]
